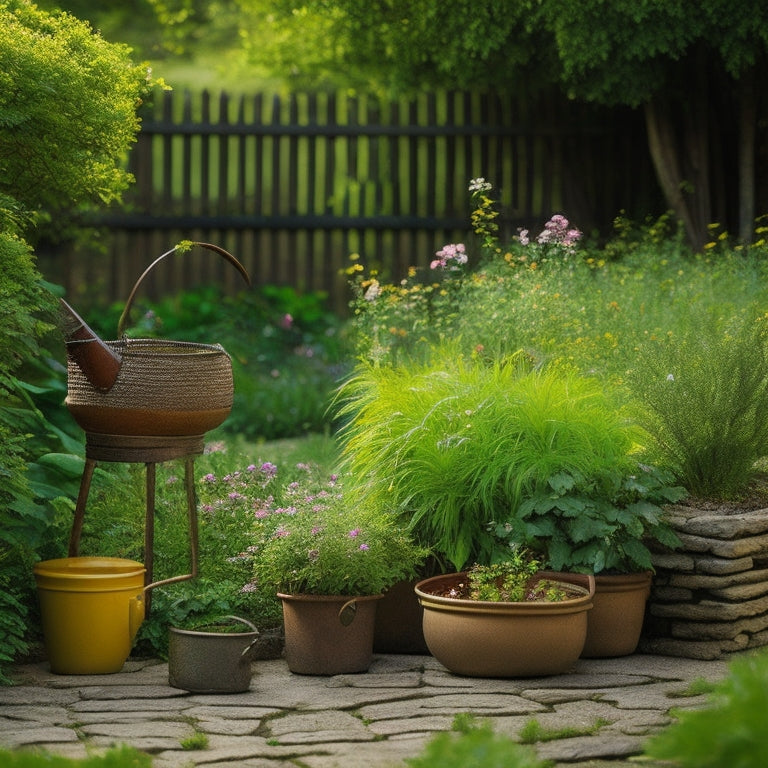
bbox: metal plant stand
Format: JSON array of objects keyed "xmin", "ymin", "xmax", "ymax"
[{"xmin": 68, "ymin": 433, "xmax": 203, "ymax": 611}]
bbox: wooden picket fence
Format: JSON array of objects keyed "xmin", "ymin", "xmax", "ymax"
[{"xmin": 44, "ymin": 88, "xmax": 660, "ymax": 313}]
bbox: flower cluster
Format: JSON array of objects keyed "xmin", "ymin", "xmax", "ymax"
[
  {"xmin": 469, "ymin": 177, "xmax": 499, "ymax": 256},
  {"xmin": 517, "ymin": 214, "xmax": 582, "ymax": 249},
  {"xmin": 344, "ymin": 178, "xmax": 585, "ymax": 366},
  {"xmin": 246, "ymin": 468, "xmax": 427, "ymax": 596},
  {"xmin": 431, "ymin": 242, "xmax": 468, "ymax": 271}
]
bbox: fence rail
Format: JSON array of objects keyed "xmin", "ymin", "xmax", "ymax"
[{"xmin": 41, "ymin": 88, "xmax": 661, "ymax": 313}]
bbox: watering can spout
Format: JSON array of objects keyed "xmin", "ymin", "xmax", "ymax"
[{"xmin": 60, "ymin": 298, "xmax": 122, "ymax": 393}]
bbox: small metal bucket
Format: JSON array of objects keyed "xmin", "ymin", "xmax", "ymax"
[{"xmin": 168, "ymin": 616, "xmax": 260, "ymax": 693}]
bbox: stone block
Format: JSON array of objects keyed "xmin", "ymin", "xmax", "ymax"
[
  {"xmin": 690, "ymin": 555, "xmax": 754, "ymax": 574},
  {"xmin": 650, "ymin": 593, "xmax": 768, "ymax": 621},
  {"xmin": 675, "ymin": 531, "xmax": 768, "ymax": 559},
  {"xmin": 670, "ymin": 611, "xmax": 768, "ymax": 640},
  {"xmin": 669, "ymin": 509, "xmax": 768, "ymax": 539},
  {"xmin": 669, "ymin": 568, "xmax": 768, "ymax": 590}
]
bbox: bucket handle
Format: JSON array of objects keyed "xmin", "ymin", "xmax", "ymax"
[
  {"xmin": 338, "ymin": 599, "xmax": 358, "ymax": 626},
  {"xmin": 117, "ymin": 242, "xmax": 251, "ymax": 338},
  {"xmin": 217, "ymin": 616, "xmax": 263, "ymax": 659}
]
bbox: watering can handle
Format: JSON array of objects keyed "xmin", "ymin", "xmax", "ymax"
[
  {"xmin": 129, "ymin": 593, "xmax": 146, "ymax": 641},
  {"xmin": 117, "ymin": 242, "xmax": 251, "ymax": 338}
]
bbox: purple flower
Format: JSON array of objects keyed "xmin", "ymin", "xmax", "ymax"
[
  {"xmin": 260, "ymin": 462, "xmax": 278, "ymax": 477},
  {"xmin": 348, "ymin": 528, "xmax": 362, "ymax": 538},
  {"xmin": 202, "ymin": 473, "xmax": 216, "ymax": 483},
  {"xmin": 358, "ymin": 543, "xmax": 370, "ymax": 551}
]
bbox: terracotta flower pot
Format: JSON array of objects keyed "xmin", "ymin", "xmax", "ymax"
[
  {"xmin": 581, "ymin": 571, "xmax": 652, "ymax": 658},
  {"xmin": 278, "ymin": 593, "xmax": 383, "ymax": 675},
  {"xmin": 415, "ymin": 571, "xmax": 594, "ymax": 677}
]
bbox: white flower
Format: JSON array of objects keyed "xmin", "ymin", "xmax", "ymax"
[
  {"xmin": 364, "ymin": 279, "xmax": 380, "ymax": 301},
  {"xmin": 469, "ymin": 177, "xmax": 492, "ymax": 193}
]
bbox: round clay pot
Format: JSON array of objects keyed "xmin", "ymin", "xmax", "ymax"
[
  {"xmin": 278, "ymin": 593, "xmax": 383, "ymax": 675},
  {"xmin": 581, "ymin": 571, "xmax": 652, "ymax": 658},
  {"xmin": 415, "ymin": 571, "xmax": 594, "ymax": 678}
]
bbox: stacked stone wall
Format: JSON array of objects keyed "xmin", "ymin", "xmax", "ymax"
[{"xmin": 640, "ymin": 506, "xmax": 768, "ymax": 659}]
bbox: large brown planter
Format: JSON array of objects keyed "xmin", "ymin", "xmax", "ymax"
[
  {"xmin": 278, "ymin": 593, "xmax": 383, "ymax": 675},
  {"xmin": 415, "ymin": 572, "xmax": 594, "ymax": 677},
  {"xmin": 581, "ymin": 571, "xmax": 652, "ymax": 658},
  {"xmin": 373, "ymin": 578, "xmax": 429, "ymax": 654},
  {"xmin": 642, "ymin": 503, "xmax": 768, "ymax": 659}
]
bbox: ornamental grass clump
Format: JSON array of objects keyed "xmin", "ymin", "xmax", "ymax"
[
  {"xmin": 628, "ymin": 308, "xmax": 768, "ymax": 499},
  {"xmin": 335, "ymin": 348, "xmax": 676, "ymax": 572},
  {"xmin": 248, "ymin": 471, "xmax": 427, "ymax": 596}
]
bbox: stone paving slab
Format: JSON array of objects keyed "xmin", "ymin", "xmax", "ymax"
[{"xmin": 0, "ymin": 652, "xmax": 736, "ymax": 767}]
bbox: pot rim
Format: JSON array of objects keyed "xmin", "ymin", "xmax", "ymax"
[
  {"xmin": 276, "ymin": 592, "xmax": 384, "ymax": 603},
  {"xmin": 415, "ymin": 571, "xmax": 594, "ymax": 616},
  {"xmin": 169, "ymin": 614, "xmax": 259, "ymax": 637}
]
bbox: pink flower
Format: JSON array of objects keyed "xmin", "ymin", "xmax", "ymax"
[
  {"xmin": 358, "ymin": 543, "xmax": 370, "ymax": 551},
  {"xmin": 431, "ymin": 242, "xmax": 468, "ymax": 271},
  {"xmin": 348, "ymin": 528, "xmax": 362, "ymax": 538}
]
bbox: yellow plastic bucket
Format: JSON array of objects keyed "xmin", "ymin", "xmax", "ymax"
[{"xmin": 33, "ymin": 557, "xmax": 146, "ymax": 674}]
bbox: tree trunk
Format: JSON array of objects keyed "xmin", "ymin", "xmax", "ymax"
[
  {"xmin": 643, "ymin": 50, "xmax": 714, "ymax": 252},
  {"xmin": 644, "ymin": 98, "xmax": 703, "ymax": 249},
  {"xmin": 738, "ymin": 73, "xmax": 757, "ymax": 244}
]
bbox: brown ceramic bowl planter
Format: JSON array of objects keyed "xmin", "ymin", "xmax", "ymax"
[{"xmin": 415, "ymin": 571, "xmax": 595, "ymax": 677}]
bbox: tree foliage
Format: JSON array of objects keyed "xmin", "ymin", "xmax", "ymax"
[
  {"xmin": 0, "ymin": 0, "xmax": 159, "ymax": 214},
  {"xmin": 235, "ymin": 0, "xmax": 767, "ymax": 247}
]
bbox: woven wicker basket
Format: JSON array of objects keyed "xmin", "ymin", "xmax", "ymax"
[{"xmin": 64, "ymin": 243, "xmax": 250, "ymax": 437}]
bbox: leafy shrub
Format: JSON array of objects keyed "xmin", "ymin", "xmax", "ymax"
[
  {"xmin": 335, "ymin": 350, "xmax": 656, "ymax": 571},
  {"xmin": 644, "ymin": 650, "xmax": 768, "ymax": 767},
  {"xmin": 248, "ymin": 466, "xmax": 427, "ymax": 596},
  {"xmin": 0, "ymin": 233, "xmax": 61, "ymax": 680},
  {"xmin": 497, "ymin": 462, "xmax": 684, "ymax": 574}
]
